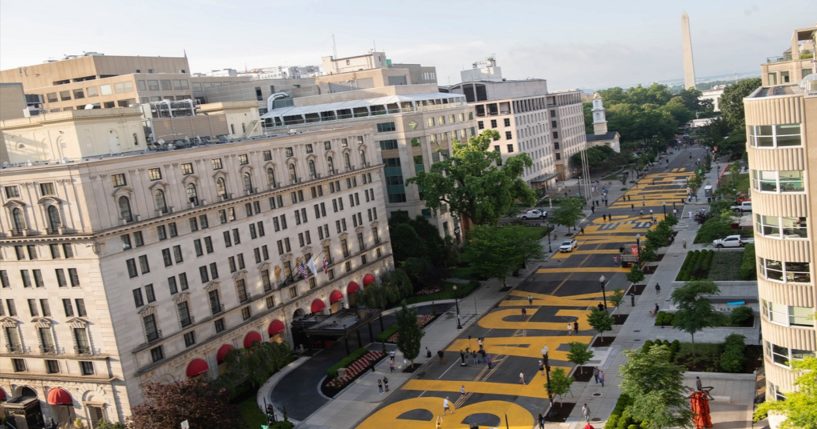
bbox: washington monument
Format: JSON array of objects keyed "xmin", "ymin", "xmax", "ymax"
[{"xmin": 681, "ymin": 12, "xmax": 697, "ymax": 90}]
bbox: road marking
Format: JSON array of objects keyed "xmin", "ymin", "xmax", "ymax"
[{"xmin": 537, "ymin": 266, "xmax": 629, "ymax": 273}]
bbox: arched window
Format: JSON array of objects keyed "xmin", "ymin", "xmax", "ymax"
[
  {"xmin": 359, "ymin": 149, "xmax": 367, "ymax": 166},
  {"xmin": 243, "ymin": 173, "xmax": 253, "ymax": 194},
  {"xmin": 11, "ymin": 207, "xmax": 25, "ymax": 233},
  {"xmin": 288, "ymin": 164, "xmax": 297, "ymax": 183},
  {"xmin": 308, "ymin": 160, "xmax": 317, "ymax": 179},
  {"xmin": 327, "ymin": 156, "xmax": 335, "ymax": 174},
  {"xmin": 118, "ymin": 196, "xmax": 133, "ymax": 222},
  {"xmin": 266, "ymin": 167, "xmax": 277, "ymax": 188},
  {"xmin": 344, "ymin": 152, "xmax": 352, "ymax": 170},
  {"xmin": 186, "ymin": 184, "xmax": 199, "ymax": 205},
  {"xmin": 154, "ymin": 190, "xmax": 167, "ymax": 214},
  {"xmin": 216, "ymin": 177, "xmax": 227, "ymax": 200},
  {"xmin": 46, "ymin": 205, "xmax": 60, "ymax": 232}
]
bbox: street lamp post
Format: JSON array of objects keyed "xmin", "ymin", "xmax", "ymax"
[
  {"xmin": 541, "ymin": 346, "xmax": 553, "ymax": 417},
  {"xmin": 453, "ymin": 285, "xmax": 462, "ymax": 329},
  {"xmin": 599, "ymin": 275, "xmax": 608, "ymax": 310},
  {"xmin": 547, "ymin": 224, "xmax": 553, "ymax": 253},
  {"xmin": 635, "ymin": 234, "xmax": 642, "ymax": 265}
]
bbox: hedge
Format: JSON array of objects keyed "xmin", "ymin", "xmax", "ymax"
[
  {"xmin": 376, "ymin": 324, "xmax": 399, "ymax": 343},
  {"xmin": 739, "ymin": 244, "xmax": 757, "ymax": 280},
  {"xmin": 326, "ymin": 347, "xmax": 369, "ymax": 378},
  {"xmin": 676, "ymin": 250, "xmax": 715, "ymax": 281},
  {"xmin": 655, "ymin": 311, "xmax": 675, "ymax": 326},
  {"xmin": 719, "ymin": 334, "xmax": 746, "ymax": 373}
]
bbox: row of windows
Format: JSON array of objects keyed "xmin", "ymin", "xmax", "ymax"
[
  {"xmin": 749, "ymin": 124, "xmax": 801, "ymax": 148},
  {"xmin": 750, "ymin": 170, "xmax": 805, "ymax": 193},
  {"xmin": 0, "ymin": 298, "xmax": 87, "ymax": 318},
  {"xmin": 760, "ymin": 299, "xmax": 814, "ymax": 328},
  {"xmin": 759, "ymin": 258, "xmax": 810, "ymax": 283},
  {"xmin": 755, "ymin": 215, "xmax": 808, "ymax": 239},
  {"xmin": 0, "ymin": 268, "xmax": 80, "ymax": 288},
  {"xmin": 8, "ymin": 358, "xmax": 96, "ymax": 376},
  {"xmin": 9, "ymin": 243, "xmax": 74, "ymax": 260},
  {"xmin": 764, "ymin": 340, "xmax": 814, "ymax": 368}
]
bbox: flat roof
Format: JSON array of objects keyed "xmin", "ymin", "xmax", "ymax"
[{"xmin": 261, "ymin": 92, "xmax": 465, "ymax": 119}]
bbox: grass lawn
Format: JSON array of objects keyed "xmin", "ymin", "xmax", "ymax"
[
  {"xmin": 707, "ymin": 251, "xmax": 744, "ymax": 281},
  {"xmin": 449, "ymin": 265, "xmax": 479, "ymax": 280},
  {"xmin": 238, "ymin": 395, "xmax": 266, "ymax": 429}
]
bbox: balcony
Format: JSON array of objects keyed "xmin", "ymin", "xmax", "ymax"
[
  {"xmin": 39, "ymin": 345, "xmax": 57, "ymax": 354},
  {"xmin": 6, "ymin": 344, "xmax": 23, "ymax": 354}
]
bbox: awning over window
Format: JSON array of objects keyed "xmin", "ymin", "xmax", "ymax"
[
  {"xmin": 329, "ymin": 290, "xmax": 344, "ymax": 304},
  {"xmin": 216, "ymin": 344, "xmax": 234, "ymax": 364},
  {"xmin": 363, "ymin": 273, "xmax": 376, "ymax": 286},
  {"xmin": 243, "ymin": 331, "xmax": 262, "ymax": 348},
  {"xmin": 186, "ymin": 359, "xmax": 209, "ymax": 378},
  {"xmin": 311, "ymin": 298, "xmax": 326, "ymax": 314},
  {"xmin": 0, "ymin": 388, "xmax": 7, "ymax": 401},
  {"xmin": 47, "ymin": 388, "xmax": 72, "ymax": 406},
  {"xmin": 268, "ymin": 319, "xmax": 285, "ymax": 336},
  {"xmin": 347, "ymin": 281, "xmax": 361, "ymax": 295}
]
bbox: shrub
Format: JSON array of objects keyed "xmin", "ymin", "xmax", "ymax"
[
  {"xmin": 655, "ymin": 311, "xmax": 675, "ymax": 326},
  {"xmin": 695, "ymin": 217, "xmax": 733, "ymax": 244},
  {"xmin": 739, "ymin": 244, "xmax": 757, "ymax": 280},
  {"xmin": 326, "ymin": 348, "xmax": 369, "ymax": 378},
  {"xmin": 671, "ymin": 340, "xmax": 681, "ymax": 355},
  {"xmin": 376, "ymin": 324, "xmax": 399, "ymax": 342},
  {"xmin": 628, "ymin": 425, "xmax": 640, "ymax": 429},
  {"xmin": 641, "ymin": 340, "xmax": 654, "ymax": 353},
  {"xmin": 720, "ymin": 334, "xmax": 746, "ymax": 372},
  {"xmin": 729, "ymin": 306, "xmax": 754, "ymax": 327}
]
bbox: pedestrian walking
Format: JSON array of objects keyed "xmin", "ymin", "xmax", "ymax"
[
  {"xmin": 519, "ymin": 371, "xmax": 525, "ymax": 384},
  {"xmin": 630, "ymin": 292, "xmax": 635, "ymax": 306},
  {"xmin": 383, "ymin": 376, "xmax": 390, "ymax": 392},
  {"xmin": 573, "ymin": 320, "xmax": 579, "ymax": 333},
  {"xmin": 389, "ymin": 360, "xmax": 395, "ymax": 373},
  {"xmin": 528, "ymin": 295, "xmax": 533, "ymax": 306},
  {"xmin": 630, "ymin": 204, "xmax": 634, "ymax": 211},
  {"xmin": 459, "ymin": 350, "xmax": 466, "ymax": 366},
  {"xmin": 479, "ymin": 348, "xmax": 487, "ymax": 363},
  {"xmin": 567, "ymin": 322, "xmax": 573, "ymax": 336},
  {"xmin": 639, "ymin": 209, "xmax": 644, "ymax": 217},
  {"xmin": 443, "ymin": 397, "xmax": 452, "ymax": 415},
  {"xmin": 655, "ymin": 283, "xmax": 661, "ymax": 294},
  {"xmin": 582, "ymin": 403, "xmax": 591, "ymax": 421},
  {"xmin": 389, "ymin": 350, "xmax": 395, "ymax": 361},
  {"xmin": 538, "ymin": 413, "xmax": 546, "ymax": 428},
  {"xmin": 538, "ymin": 359, "xmax": 545, "ymax": 374},
  {"xmin": 437, "ymin": 350, "xmax": 444, "ymax": 363},
  {"xmin": 471, "ymin": 351, "xmax": 477, "ymax": 365},
  {"xmin": 378, "ymin": 378, "xmax": 383, "ymax": 392},
  {"xmin": 593, "ymin": 367, "xmax": 600, "ymax": 384},
  {"xmin": 580, "ymin": 226, "xmax": 585, "ymax": 234},
  {"xmin": 696, "ymin": 376, "xmax": 703, "ymax": 391},
  {"xmin": 599, "ymin": 370, "xmax": 605, "ymax": 387},
  {"xmin": 521, "ymin": 307, "xmax": 527, "ymax": 316},
  {"xmin": 460, "ymin": 384, "xmax": 466, "ymax": 396},
  {"xmin": 591, "ymin": 206, "xmax": 595, "ymax": 214}
]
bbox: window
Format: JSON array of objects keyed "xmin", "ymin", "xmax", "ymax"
[
  {"xmin": 216, "ymin": 177, "xmax": 228, "ymax": 200},
  {"xmin": 80, "ymin": 361, "xmax": 95, "ymax": 375},
  {"xmin": 39, "ymin": 182, "xmax": 55, "ymax": 196},
  {"xmin": 184, "ymin": 331, "xmax": 196, "ymax": 347},
  {"xmin": 12, "ymin": 359, "xmax": 26, "ymax": 372},
  {"xmin": 145, "ymin": 284, "xmax": 156, "ymax": 303},
  {"xmin": 68, "ymin": 268, "xmax": 79, "ymax": 286},
  {"xmin": 63, "ymin": 244, "xmax": 74, "ymax": 258},
  {"xmin": 178, "ymin": 301, "xmax": 192, "ymax": 327},
  {"xmin": 759, "ymin": 258, "xmax": 810, "ymax": 283},
  {"xmin": 118, "ymin": 196, "xmax": 133, "ymax": 222},
  {"xmin": 10, "ymin": 207, "xmax": 25, "ymax": 233},
  {"xmin": 209, "ymin": 290, "xmax": 222, "ymax": 315},
  {"xmin": 40, "ymin": 299, "xmax": 51, "ymax": 317},
  {"xmin": 505, "ymin": 131, "xmax": 512, "ymax": 140},
  {"xmin": 46, "ymin": 360, "xmax": 60, "ymax": 374},
  {"xmin": 211, "ymin": 158, "xmax": 223, "ymax": 170},
  {"xmin": 21, "ymin": 270, "xmax": 31, "ymax": 288},
  {"xmin": 186, "ymin": 184, "xmax": 199, "ymax": 205},
  {"xmin": 756, "ymin": 215, "xmax": 807, "ymax": 239},
  {"xmin": 242, "ymin": 306, "xmax": 251, "ymax": 320},
  {"xmin": 147, "ymin": 168, "xmax": 162, "ymax": 181},
  {"xmin": 139, "ymin": 255, "xmax": 150, "ymax": 274},
  {"xmin": 376, "ymin": 122, "xmax": 396, "ymax": 132},
  {"xmin": 150, "ymin": 346, "xmax": 164, "ymax": 363},
  {"xmin": 766, "ymin": 340, "xmax": 814, "ymax": 367},
  {"xmin": 181, "ymin": 163, "xmax": 194, "ymax": 175},
  {"xmin": 144, "ymin": 314, "xmax": 160, "ymax": 342},
  {"xmin": 63, "ymin": 299, "xmax": 74, "ymax": 317},
  {"xmin": 0, "ymin": 271, "xmax": 8, "ymax": 288},
  {"xmin": 379, "ymin": 140, "xmax": 398, "ymax": 150},
  {"xmin": 75, "ymin": 299, "xmax": 86, "ymax": 317},
  {"xmin": 154, "ymin": 190, "xmax": 168, "ymax": 214},
  {"xmin": 507, "ymin": 144, "xmax": 514, "ymax": 153},
  {"xmin": 73, "ymin": 327, "xmax": 90, "ymax": 354},
  {"xmin": 214, "ymin": 318, "xmax": 225, "ymax": 333},
  {"xmin": 504, "ymin": 118, "xmax": 511, "ymax": 127},
  {"xmin": 751, "ymin": 124, "xmax": 802, "ymax": 147},
  {"xmin": 112, "ymin": 174, "xmax": 127, "ymax": 187},
  {"xmin": 133, "ymin": 289, "xmax": 144, "ymax": 308},
  {"xmin": 751, "ymin": 170, "xmax": 804, "ymax": 192},
  {"xmin": 762, "ymin": 300, "xmax": 815, "ymax": 327}
]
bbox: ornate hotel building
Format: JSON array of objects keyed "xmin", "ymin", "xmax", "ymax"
[
  {"xmin": 0, "ymin": 111, "xmax": 393, "ymax": 426},
  {"xmin": 746, "ymin": 24, "xmax": 816, "ymax": 408}
]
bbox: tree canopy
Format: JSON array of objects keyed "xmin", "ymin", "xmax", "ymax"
[
  {"xmin": 548, "ymin": 367, "xmax": 573, "ymax": 406},
  {"xmin": 460, "ymin": 225, "xmax": 543, "ymax": 288},
  {"xmin": 408, "ymin": 129, "xmax": 535, "ymax": 229},
  {"xmin": 671, "ymin": 280, "xmax": 721, "ymax": 345},
  {"xmin": 550, "ymin": 197, "xmax": 584, "ymax": 231},
  {"xmin": 755, "ymin": 356, "xmax": 817, "ymax": 428},
  {"xmin": 396, "ymin": 302, "xmax": 424, "ymax": 365},
  {"xmin": 620, "ymin": 345, "xmax": 692, "ymax": 429},
  {"xmin": 566, "ymin": 342, "xmax": 594, "ymax": 374},
  {"xmin": 130, "ymin": 380, "xmax": 241, "ymax": 429},
  {"xmin": 587, "ymin": 308, "xmax": 613, "ymax": 337},
  {"xmin": 719, "ymin": 78, "xmax": 762, "ymax": 131}
]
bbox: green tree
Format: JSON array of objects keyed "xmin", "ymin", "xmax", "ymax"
[
  {"xmin": 551, "ymin": 197, "xmax": 584, "ymax": 231},
  {"xmin": 460, "ymin": 225, "xmax": 543, "ymax": 288},
  {"xmin": 408, "ymin": 129, "xmax": 535, "ymax": 231},
  {"xmin": 400, "ymin": 257, "xmax": 435, "ymax": 289},
  {"xmin": 671, "ymin": 280, "xmax": 721, "ymax": 347},
  {"xmin": 754, "ymin": 356, "xmax": 817, "ymax": 428},
  {"xmin": 627, "ymin": 265, "xmax": 645, "ymax": 284},
  {"xmin": 95, "ymin": 422, "xmax": 126, "ymax": 429},
  {"xmin": 389, "ymin": 223, "xmax": 426, "ymax": 263},
  {"xmin": 395, "ymin": 302, "xmax": 424, "ymax": 366},
  {"xmin": 219, "ymin": 342, "xmax": 292, "ymax": 396},
  {"xmin": 548, "ymin": 367, "xmax": 574, "ymax": 406},
  {"xmin": 567, "ymin": 342, "xmax": 594, "ymax": 374},
  {"xmin": 620, "ymin": 345, "xmax": 692, "ymax": 429},
  {"xmin": 130, "ymin": 380, "xmax": 241, "ymax": 429},
  {"xmin": 720, "ymin": 78, "xmax": 762, "ymax": 132},
  {"xmin": 587, "ymin": 308, "xmax": 613, "ymax": 339}
]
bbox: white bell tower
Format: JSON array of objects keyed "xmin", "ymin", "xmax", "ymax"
[{"xmin": 591, "ymin": 93, "xmax": 608, "ymax": 135}]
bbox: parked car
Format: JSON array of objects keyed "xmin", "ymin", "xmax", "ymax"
[
  {"xmin": 559, "ymin": 239, "xmax": 578, "ymax": 252},
  {"xmin": 731, "ymin": 201, "xmax": 752, "ymax": 213},
  {"xmin": 712, "ymin": 235, "xmax": 753, "ymax": 248},
  {"xmin": 518, "ymin": 209, "xmax": 547, "ymax": 220}
]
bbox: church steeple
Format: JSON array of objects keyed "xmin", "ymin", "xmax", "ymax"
[{"xmin": 591, "ymin": 93, "xmax": 608, "ymax": 135}]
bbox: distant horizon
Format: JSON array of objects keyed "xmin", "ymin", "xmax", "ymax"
[{"xmin": 0, "ymin": 0, "xmax": 807, "ymax": 89}]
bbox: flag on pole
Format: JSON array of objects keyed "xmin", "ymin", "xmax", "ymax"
[
  {"xmin": 322, "ymin": 253, "xmax": 329, "ymax": 273},
  {"xmin": 307, "ymin": 256, "xmax": 318, "ymax": 276},
  {"xmin": 273, "ymin": 265, "xmax": 282, "ymax": 281},
  {"xmin": 297, "ymin": 260, "xmax": 308, "ymax": 279}
]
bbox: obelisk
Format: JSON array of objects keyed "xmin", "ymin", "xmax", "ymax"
[{"xmin": 681, "ymin": 12, "xmax": 697, "ymax": 90}]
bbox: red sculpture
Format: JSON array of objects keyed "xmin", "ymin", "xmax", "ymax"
[{"xmin": 689, "ymin": 391, "xmax": 713, "ymax": 429}]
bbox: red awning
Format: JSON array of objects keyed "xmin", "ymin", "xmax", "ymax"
[
  {"xmin": 186, "ymin": 358, "xmax": 209, "ymax": 378},
  {"xmin": 329, "ymin": 290, "xmax": 344, "ymax": 304},
  {"xmin": 243, "ymin": 331, "xmax": 262, "ymax": 348},
  {"xmin": 363, "ymin": 273, "xmax": 376, "ymax": 286},
  {"xmin": 47, "ymin": 388, "xmax": 72, "ymax": 406},
  {"xmin": 347, "ymin": 281, "xmax": 361, "ymax": 295},
  {"xmin": 268, "ymin": 319, "xmax": 285, "ymax": 336},
  {"xmin": 311, "ymin": 298, "xmax": 326, "ymax": 313},
  {"xmin": 0, "ymin": 388, "xmax": 7, "ymax": 401},
  {"xmin": 216, "ymin": 344, "xmax": 234, "ymax": 364}
]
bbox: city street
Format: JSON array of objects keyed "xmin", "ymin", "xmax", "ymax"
[{"xmin": 355, "ymin": 147, "xmax": 706, "ymax": 428}]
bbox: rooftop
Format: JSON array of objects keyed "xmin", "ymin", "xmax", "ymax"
[{"xmin": 587, "ymin": 131, "xmax": 620, "ymax": 141}]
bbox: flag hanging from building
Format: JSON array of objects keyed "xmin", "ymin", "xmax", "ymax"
[
  {"xmin": 273, "ymin": 265, "xmax": 282, "ymax": 281},
  {"xmin": 322, "ymin": 253, "xmax": 329, "ymax": 273},
  {"xmin": 297, "ymin": 260, "xmax": 308, "ymax": 279},
  {"xmin": 307, "ymin": 255, "xmax": 318, "ymax": 276}
]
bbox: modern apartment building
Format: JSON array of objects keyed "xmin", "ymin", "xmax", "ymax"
[
  {"xmin": 262, "ymin": 84, "xmax": 474, "ymax": 240},
  {"xmin": 0, "ymin": 112, "xmax": 393, "ymax": 426},
  {"xmin": 548, "ymin": 90, "xmax": 588, "ymax": 180},
  {"xmin": 745, "ymin": 24, "xmax": 817, "ymax": 413},
  {"xmin": 761, "ymin": 25, "xmax": 816, "ymax": 87},
  {"xmin": 0, "ymin": 53, "xmax": 193, "ymax": 112},
  {"xmin": 448, "ymin": 78, "xmax": 558, "ymax": 187}
]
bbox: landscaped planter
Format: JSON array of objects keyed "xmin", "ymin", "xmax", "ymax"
[
  {"xmin": 386, "ymin": 314, "xmax": 437, "ymax": 343},
  {"xmin": 321, "ymin": 350, "xmax": 385, "ymax": 397}
]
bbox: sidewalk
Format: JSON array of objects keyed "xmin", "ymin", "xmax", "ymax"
[
  {"xmin": 297, "ymin": 261, "xmax": 545, "ymax": 429},
  {"xmin": 560, "ymin": 156, "xmax": 754, "ymax": 428}
]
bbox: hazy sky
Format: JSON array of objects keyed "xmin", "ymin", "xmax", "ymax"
[{"xmin": 0, "ymin": 0, "xmax": 811, "ymax": 89}]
